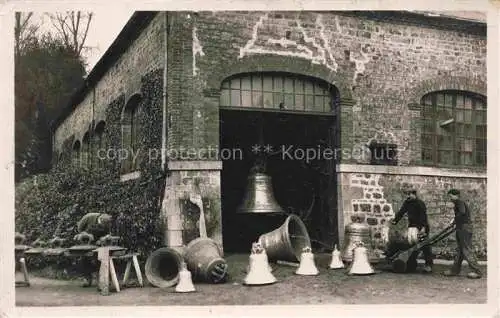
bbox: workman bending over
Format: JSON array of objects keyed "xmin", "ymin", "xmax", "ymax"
[
  {"xmin": 77, "ymin": 212, "xmax": 113, "ymax": 242},
  {"xmin": 392, "ymin": 189, "xmax": 433, "ymax": 273},
  {"xmin": 76, "ymin": 212, "xmax": 113, "ymax": 287}
]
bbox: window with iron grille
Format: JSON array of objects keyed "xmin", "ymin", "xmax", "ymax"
[
  {"xmin": 421, "ymin": 90, "xmax": 486, "ymax": 167},
  {"xmin": 220, "ymin": 73, "xmax": 337, "ymax": 114}
]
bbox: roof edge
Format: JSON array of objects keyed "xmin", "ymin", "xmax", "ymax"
[{"xmin": 51, "ymin": 11, "xmax": 158, "ymax": 131}]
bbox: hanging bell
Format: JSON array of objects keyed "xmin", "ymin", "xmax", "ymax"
[
  {"xmin": 175, "ymin": 262, "xmax": 196, "ymax": 293},
  {"xmin": 244, "ymin": 242, "xmax": 277, "ymax": 286},
  {"xmin": 295, "ymin": 247, "xmax": 319, "ymax": 276},
  {"xmin": 237, "ymin": 172, "xmax": 285, "ymax": 214},
  {"xmin": 329, "ymin": 244, "xmax": 344, "ymax": 269},
  {"xmin": 348, "ymin": 242, "xmax": 375, "ymax": 275},
  {"xmin": 341, "ymin": 213, "xmax": 379, "ymax": 264}
]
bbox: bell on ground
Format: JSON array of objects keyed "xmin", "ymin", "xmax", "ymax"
[
  {"xmin": 237, "ymin": 172, "xmax": 286, "ymax": 214},
  {"xmin": 258, "ymin": 214, "xmax": 311, "ymax": 263},
  {"xmin": 183, "ymin": 238, "xmax": 228, "ymax": 284},
  {"xmin": 145, "ymin": 246, "xmax": 185, "ymax": 288},
  {"xmin": 348, "ymin": 242, "xmax": 375, "ymax": 275},
  {"xmin": 295, "ymin": 247, "xmax": 319, "ymax": 276},
  {"xmin": 175, "ymin": 261, "xmax": 196, "ymax": 293},
  {"xmin": 244, "ymin": 242, "xmax": 277, "ymax": 286},
  {"xmin": 329, "ymin": 244, "xmax": 344, "ymax": 269},
  {"xmin": 342, "ymin": 213, "xmax": 379, "ymax": 264}
]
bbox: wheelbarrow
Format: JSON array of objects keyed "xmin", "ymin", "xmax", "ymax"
[{"xmin": 386, "ymin": 223, "xmax": 456, "ymax": 273}]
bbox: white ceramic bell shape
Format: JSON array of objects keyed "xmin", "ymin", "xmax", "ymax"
[
  {"xmin": 175, "ymin": 262, "xmax": 196, "ymax": 293},
  {"xmin": 407, "ymin": 227, "xmax": 419, "ymax": 245},
  {"xmin": 348, "ymin": 242, "xmax": 375, "ymax": 275},
  {"xmin": 329, "ymin": 244, "xmax": 344, "ymax": 269},
  {"xmin": 244, "ymin": 244, "xmax": 277, "ymax": 285},
  {"xmin": 295, "ymin": 246, "xmax": 319, "ymax": 276}
]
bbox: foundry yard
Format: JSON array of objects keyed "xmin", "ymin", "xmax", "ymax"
[{"xmin": 15, "ymin": 254, "xmax": 487, "ymax": 306}]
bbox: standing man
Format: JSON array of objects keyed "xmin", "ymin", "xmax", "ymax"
[
  {"xmin": 391, "ymin": 189, "xmax": 433, "ymax": 273},
  {"xmin": 443, "ymin": 189, "xmax": 482, "ymax": 279}
]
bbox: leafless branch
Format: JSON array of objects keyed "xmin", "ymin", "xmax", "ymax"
[{"xmin": 46, "ymin": 11, "xmax": 93, "ymax": 57}]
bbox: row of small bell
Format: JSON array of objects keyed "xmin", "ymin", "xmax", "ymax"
[{"xmin": 328, "ymin": 243, "xmax": 375, "ymax": 275}]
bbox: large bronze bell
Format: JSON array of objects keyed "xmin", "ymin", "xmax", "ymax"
[
  {"xmin": 237, "ymin": 172, "xmax": 285, "ymax": 214},
  {"xmin": 341, "ymin": 214, "xmax": 379, "ymax": 264},
  {"xmin": 258, "ymin": 214, "xmax": 311, "ymax": 263}
]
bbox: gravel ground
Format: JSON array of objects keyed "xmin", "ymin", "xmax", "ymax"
[{"xmin": 15, "ymin": 254, "xmax": 487, "ymax": 306}]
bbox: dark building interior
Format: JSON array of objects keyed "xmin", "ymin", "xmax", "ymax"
[{"xmin": 220, "ymin": 109, "xmax": 338, "ymax": 253}]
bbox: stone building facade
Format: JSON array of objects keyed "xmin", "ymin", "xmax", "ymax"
[{"xmin": 51, "ymin": 11, "xmax": 487, "ymax": 258}]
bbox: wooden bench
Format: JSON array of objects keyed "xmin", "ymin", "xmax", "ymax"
[{"xmin": 97, "ymin": 247, "xmax": 143, "ymax": 296}]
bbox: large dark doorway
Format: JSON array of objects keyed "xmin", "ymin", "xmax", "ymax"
[{"xmin": 220, "ymin": 109, "xmax": 338, "ymax": 253}]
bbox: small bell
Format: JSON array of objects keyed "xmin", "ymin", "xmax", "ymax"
[
  {"xmin": 329, "ymin": 244, "xmax": 344, "ymax": 269},
  {"xmin": 348, "ymin": 242, "xmax": 375, "ymax": 275},
  {"xmin": 244, "ymin": 242, "xmax": 277, "ymax": 286},
  {"xmin": 407, "ymin": 227, "xmax": 419, "ymax": 245},
  {"xmin": 295, "ymin": 246, "xmax": 319, "ymax": 276},
  {"xmin": 175, "ymin": 261, "xmax": 196, "ymax": 293}
]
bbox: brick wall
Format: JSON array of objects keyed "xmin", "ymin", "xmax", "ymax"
[
  {"xmin": 338, "ymin": 166, "xmax": 486, "ymax": 259},
  {"xmin": 173, "ymin": 11, "xmax": 486, "ymax": 165}
]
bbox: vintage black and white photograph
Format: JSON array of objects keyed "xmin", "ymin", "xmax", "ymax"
[{"xmin": 2, "ymin": 0, "xmax": 499, "ymax": 315}]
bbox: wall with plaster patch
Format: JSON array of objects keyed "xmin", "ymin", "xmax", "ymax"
[{"xmin": 181, "ymin": 11, "xmax": 486, "ymax": 166}]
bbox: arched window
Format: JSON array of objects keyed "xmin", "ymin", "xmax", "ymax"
[
  {"xmin": 121, "ymin": 94, "xmax": 142, "ymax": 173},
  {"xmin": 82, "ymin": 132, "xmax": 91, "ymax": 169},
  {"xmin": 220, "ymin": 73, "xmax": 338, "ymax": 114},
  {"xmin": 94, "ymin": 121, "xmax": 106, "ymax": 169},
  {"xmin": 421, "ymin": 90, "xmax": 486, "ymax": 167},
  {"xmin": 72, "ymin": 140, "xmax": 81, "ymax": 169}
]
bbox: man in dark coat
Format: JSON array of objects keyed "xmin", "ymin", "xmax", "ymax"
[
  {"xmin": 392, "ymin": 189, "xmax": 433, "ymax": 273},
  {"xmin": 443, "ymin": 189, "xmax": 482, "ymax": 279}
]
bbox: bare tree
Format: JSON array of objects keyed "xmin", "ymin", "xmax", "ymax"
[
  {"xmin": 46, "ymin": 11, "xmax": 93, "ymax": 57},
  {"xmin": 14, "ymin": 12, "xmax": 39, "ymax": 58}
]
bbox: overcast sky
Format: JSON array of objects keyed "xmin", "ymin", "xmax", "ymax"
[{"xmin": 33, "ymin": 9, "xmax": 135, "ymax": 72}]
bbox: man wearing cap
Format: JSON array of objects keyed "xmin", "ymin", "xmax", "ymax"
[
  {"xmin": 391, "ymin": 189, "xmax": 433, "ymax": 273},
  {"xmin": 443, "ymin": 189, "xmax": 482, "ymax": 279}
]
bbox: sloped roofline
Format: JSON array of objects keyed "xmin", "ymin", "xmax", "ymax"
[{"xmin": 51, "ymin": 11, "xmax": 158, "ymax": 131}]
